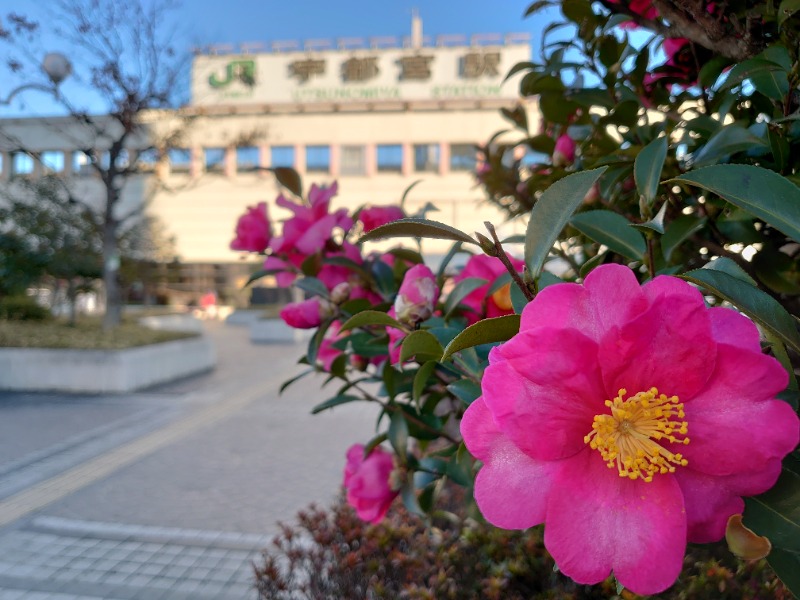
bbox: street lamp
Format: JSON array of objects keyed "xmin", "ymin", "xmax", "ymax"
[{"xmin": 0, "ymin": 52, "xmax": 72, "ymax": 105}]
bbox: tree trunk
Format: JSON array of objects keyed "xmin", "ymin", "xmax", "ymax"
[
  {"xmin": 102, "ymin": 186, "xmax": 122, "ymax": 330},
  {"xmin": 67, "ymin": 279, "xmax": 77, "ymax": 327}
]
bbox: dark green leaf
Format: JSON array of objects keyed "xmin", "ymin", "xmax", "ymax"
[
  {"xmin": 661, "ymin": 214, "xmax": 707, "ymax": 261},
  {"xmin": 698, "ymin": 55, "xmax": 734, "ymax": 88},
  {"xmin": 570, "ymin": 210, "xmax": 646, "ymax": 260},
  {"xmin": 539, "ymin": 93, "xmax": 581, "ymax": 124},
  {"xmin": 744, "ymin": 456, "xmax": 800, "ymax": 553},
  {"xmin": 401, "ymin": 478, "xmax": 425, "ymax": 516},
  {"xmin": 311, "ymin": 394, "xmax": 361, "ymax": 414},
  {"xmin": 436, "ymin": 242, "xmax": 465, "ymax": 281},
  {"xmin": 718, "ymin": 58, "xmax": 787, "ymax": 92},
  {"xmin": 441, "ymin": 314, "xmax": 521, "ymax": 361},
  {"xmin": 447, "ymin": 379, "xmax": 482, "ymax": 406},
  {"xmin": 270, "ymin": 167, "xmax": 302, "ymax": 198},
  {"xmin": 766, "ymin": 548, "xmax": 800, "ymax": 598},
  {"xmin": 750, "ymin": 69, "xmax": 790, "ymax": 100},
  {"xmin": 634, "ymin": 201, "xmax": 668, "ymax": 235},
  {"xmin": 444, "ymin": 277, "xmax": 488, "ymax": 318},
  {"xmin": 691, "ymin": 125, "xmax": 769, "ymax": 168},
  {"xmin": 413, "ymin": 361, "xmax": 438, "ymax": 404},
  {"xmin": 359, "ymin": 218, "xmax": 478, "ymax": 246},
  {"xmin": 672, "ymin": 165, "xmax": 800, "ymax": 243},
  {"xmin": 279, "ymin": 368, "xmax": 313, "ymax": 394},
  {"xmin": 768, "ymin": 128, "xmax": 790, "ymax": 172},
  {"xmin": 504, "ymin": 60, "xmax": 538, "ymax": 81},
  {"xmin": 524, "ymin": 167, "xmax": 607, "ymax": 280},
  {"xmin": 400, "ymin": 179, "xmax": 423, "ymax": 210},
  {"xmin": 778, "ymin": 0, "xmax": 800, "ymax": 25},
  {"xmin": 526, "ymin": 133, "xmax": 557, "ymax": 155},
  {"xmin": 400, "ymin": 330, "xmax": 444, "ymax": 363},
  {"xmin": 340, "ymin": 310, "xmax": 404, "ymax": 332},
  {"xmin": 702, "ymin": 256, "xmax": 757, "ymax": 285},
  {"xmin": 510, "ymin": 279, "xmax": 529, "ymax": 314},
  {"xmin": 389, "ymin": 410, "xmax": 409, "ymax": 456},
  {"xmin": 679, "ymin": 268, "xmax": 800, "ymax": 353},
  {"xmin": 294, "ymin": 276, "xmax": 328, "ymax": 298},
  {"xmin": 634, "ymin": 136, "xmax": 668, "ymax": 206}
]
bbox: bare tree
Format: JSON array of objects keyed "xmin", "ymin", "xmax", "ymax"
[{"xmin": 0, "ymin": 0, "xmax": 192, "ymax": 329}]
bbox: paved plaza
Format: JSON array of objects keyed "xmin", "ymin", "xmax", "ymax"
[{"xmin": 0, "ymin": 320, "xmax": 380, "ymax": 599}]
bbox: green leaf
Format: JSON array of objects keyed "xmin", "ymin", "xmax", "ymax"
[
  {"xmin": 718, "ymin": 58, "xmax": 787, "ymax": 92},
  {"xmin": 768, "ymin": 127, "xmax": 790, "ymax": 172},
  {"xmin": 570, "ymin": 210, "xmax": 646, "ymax": 260},
  {"xmin": 634, "ymin": 201, "xmax": 668, "ymax": 235},
  {"xmin": 413, "ymin": 361, "xmax": 438, "ymax": 404},
  {"xmin": 359, "ymin": 218, "xmax": 478, "ymax": 246},
  {"xmin": 524, "ymin": 167, "xmax": 607, "ymax": 280},
  {"xmin": 279, "ymin": 368, "xmax": 313, "ymax": 394},
  {"xmin": 447, "ymin": 379, "xmax": 482, "ymax": 406},
  {"xmin": 702, "ymin": 256, "xmax": 757, "ymax": 285},
  {"xmin": 270, "ymin": 167, "xmax": 303, "ymax": 198},
  {"xmin": 401, "ymin": 478, "xmax": 425, "ymax": 516},
  {"xmin": 672, "ymin": 165, "xmax": 800, "ymax": 243},
  {"xmin": 691, "ymin": 125, "xmax": 769, "ymax": 168},
  {"xmin": 311, "ymin": 394, "xmax": 362, "ymax": 414},
  {"xmin": 294, "ymin": 276, "xmax": 329, "ymax": 298},
  {"xmin": 444, "ymin": 277, "xmax": 488, "ymax": 318},
  {"xmin": 634, "ymin": 136, "xmax": 668, "ymax": 206},
  {"xmin": 778, "ymin": 0, "xmax": 800, "ymax": 25},
  {"xmin": 766, "ymin": 548, "xmax": 800, "ymax": 598},
  {"xmin": 400, "ymin": 330, "xmax": 444, "ymax": 363},
  {"xmin": 388, "ymin": 410, "xmax": 409, "ymax": 456},
  {"xmin": 661, "ymin": 214, "xmax": 707, "ymax": 261},
  {"xmin": 744, "ymin": 456, "xmax": 800, "ymax": 553},
  {"xmin": 340, "ymin": 309, "xmax": 404, "ymax": 332},
  {"xmin": 441, "ymin": 314, "xmax": 521, "ymax": 361},
  {"xmin": 679, "ymin": 268, "xmax": 800, "ymax": 353}
]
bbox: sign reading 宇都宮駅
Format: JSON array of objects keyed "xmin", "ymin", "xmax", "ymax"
[{"xmin": 191, "ymin": 43, "xmax": 529, "ymax": 105}]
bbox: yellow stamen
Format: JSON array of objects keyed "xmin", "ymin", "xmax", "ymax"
[{"xmin": 584, "ymin": 388, "xmax": 689, "ymax": 482}]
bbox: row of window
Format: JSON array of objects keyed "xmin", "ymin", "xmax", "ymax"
[{"xmin": 0, "ymin": 143, "xmax": 479, "ymax": 178}]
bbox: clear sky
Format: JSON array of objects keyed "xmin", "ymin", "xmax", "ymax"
[{"xmin": 0, "ymin": 0, "xmax": 558, "ymax": 117}]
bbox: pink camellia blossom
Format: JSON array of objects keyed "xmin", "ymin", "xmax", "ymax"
[
  {"xmin": 394, "ymin": 264, "xmax": 439, "ymax": 325},
  {"xmin": 607, "ymin": 0, "xmax": 658, "ymax": 28},
  {"xmin": 230, "ymin": 202, "xmax": 271, "ymax": 253},
  {"xmin": 359, "ymin": 205, "xmax": 406, "ymax": 233},
  {"xmin": 552, "ymin": 134, "xmax": 576, "ymax": 167},
  {"xmin": 279, "ymin": 297, "xmax": 331, "ymax": 329},
  {"xmin": 461, "ymin": 264, "xmax": 798, "ymax": 596},
  {"xmin": 453, "ymin": 254, "xmax": 525, "ymax": 325},
  {"xmin": 270, "ymin": 182, "xmax": 352, "ymax": 256},
  {"xmin": 343, "ymin": 444, "xmax": 399, "ymax": 524}
]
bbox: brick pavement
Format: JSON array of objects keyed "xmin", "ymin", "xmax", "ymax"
[{"xmin": 0, "ymin": 320, "xmax": 381, "ymax": 599}]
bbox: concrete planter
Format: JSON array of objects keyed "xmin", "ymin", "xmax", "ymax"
[
  {"xmin": 0, "ymin": 336, "xmax": 216, "ymax": 393},
  {"xmin": 249, "ymin": 318, "xmax": 311, "ymax": 344}
]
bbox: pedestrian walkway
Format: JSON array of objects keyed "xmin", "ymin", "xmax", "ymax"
[{"xmin": 0, "ymin": 320, "xmax": 380, "ymax": 599}]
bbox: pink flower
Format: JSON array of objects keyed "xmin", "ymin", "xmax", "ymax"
[
  {"xmin": 386, "ymin": 306, "xmax": 405, "ymax": 365},
  {"xmin": 394, "ymin": 264, "xmax": 439, "ymax": 325},
  {"xmin": 552, "ymin": 134, "xmax": 576, "ymax": 167},
  {"xmin": 279, "ymin": 297, "xmax": 330, "ymax": 329},
  {"xmin": 343, "ymin": 444, "xmax": 399, "ymax": 524},
  {"xmin": 230, "ymin": 202, "xmax": 271, "ymax": 253},
  {"xmin": 453, "ymin": 254, "xmax": 524, "ymax": 325},
  {"xmin": 359, "ymin": 205, "xmax": 405, "ymax": 233},
  {"xmin": 271, "ymin": 182, "xmax": 352, "ymax": 256},
  {"xmin": 608, "ymin": 0, "xmax": 658, "ymax": 28},
  {"xmin": 461, "ymin": 264, "xmax": 798, "ymax": 596}
]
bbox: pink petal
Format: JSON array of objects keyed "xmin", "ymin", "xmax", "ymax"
[
  {"xmin": 545, "ymin": 449, "xmax": 686, "ymax": 596},
  {"xmin": 483, "ymin": 328, "xmax": 606, "ymax": 461},
  {"xmin": 519, "ymin": 282, "xmax": 593, "ymax": 335},
  {"xmin": 682, "ymin": 344, "xmax": 796, "ymax": 476},
  {"xmin": 708, "ymin": 307, "xmax": 761, "ymax": 351},
  {"xmin": 583, "ymin": 264, "xmax": 648, "ymax": 334},
  {"xmin": 674, "ymin": 460, "xmax": 783, "ymax": 543},
  {"xmin": 599, "ymin": 283, "xmax": 716, "ymax": 400},
  {"xmin": 462, "ymin": 398, "xmax": 556, "ymax": 529}
]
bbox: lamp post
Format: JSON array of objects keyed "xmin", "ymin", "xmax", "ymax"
[{"xmin": 0, "ymin": 52, "xmax": 72, "ymax": 105}]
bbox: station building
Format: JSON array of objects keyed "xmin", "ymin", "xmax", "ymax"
[{"xmin": 0, "ymin": 19, "xmax": 535, "ymax": 305}]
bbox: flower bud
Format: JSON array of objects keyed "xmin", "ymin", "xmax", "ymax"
[
  {"xmin": 279, "ymin": 296, "xmax": 332, "ymax": 329},
  {"xmin": 394, "ymin": 264, "xmax": 439, "ymax": 325},
  {"xmin": 330, "ymin": 282, "xmax": 351, "ymax": 304},
  {"xmin": 552, "ymin": 134, "xmax": 576, "ymax": 167}
]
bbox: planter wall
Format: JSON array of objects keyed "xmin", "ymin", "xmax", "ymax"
[
  {"xmin": 249, "ymin": 318, "xmax": 311, "ymax": 344},
  {"xmin": 0, "ymin": 336, "xmax": 216, "ymax": 393}
]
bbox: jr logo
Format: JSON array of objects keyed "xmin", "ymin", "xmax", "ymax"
[{"xmin": 209, "ymin": 60, "xmax": 256, "ymax": 88}]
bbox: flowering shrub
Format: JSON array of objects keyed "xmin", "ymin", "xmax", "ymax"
[{"xmin": 235, "ymin": 1, "xmax": 800, "ymax": 595}]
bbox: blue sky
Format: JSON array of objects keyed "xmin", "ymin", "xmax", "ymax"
[{"xmin": 0, "ymin": 1, "xmax": 558, "ymax": 117}]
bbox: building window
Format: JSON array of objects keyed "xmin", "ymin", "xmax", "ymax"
[
  {"xmin": 340, "ymin": 145, "xmax": 365, "ymax": 176},
  {"xmin": 271, "ymin": 146, "xmax": 294, "ymax": 168},
  {"xmin": 137, "ymin": 148, "xmax": 159, "ymax": 170},
  {"xmin": 236, "ymin": 146, "xmax": 259, "ymax": 172},
  {"xmin": 414, "ymin": 144, "xmax": 439, "ymax": 172},
  {"xmin": 205, "ymin": 148, "xmax": 226, "ymax": 172},
  {"xmin": 41, "ymin": 151, "xmax": 65, "ymax": 174},
  {"xmin": 377, "ymin": 144, "xmax": 403, "ymax": 172},
  {"xmin": 11, "ymin": 152, "xmax": 34, "ymax": 176},
  {"xmin": 450, "ymin": 143, "xmax": 477, "ymax": 171},
  {"xmin": 306, "ymin": 145, "xmax": 330, "ymax": 173},
  {"xmin": 168, "ymin": 148, "xmax": 191, "ymax": 172},
  {"xmin": 72, "ymin": 151, "xmax": 93, "ymax": 175}
]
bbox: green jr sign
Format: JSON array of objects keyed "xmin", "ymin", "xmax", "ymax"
[{"xmin": 209, "ymin": 60, "xmax": 256, "ymax": 88}]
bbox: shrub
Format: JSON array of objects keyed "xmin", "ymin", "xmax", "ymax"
[
  {"xmin": 254, "ymin": 492, "xmax": 790, "ymax": 600},
  {"xmin": 0, "ymin": 295, "xmax": 51, "ymax": 321}
]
